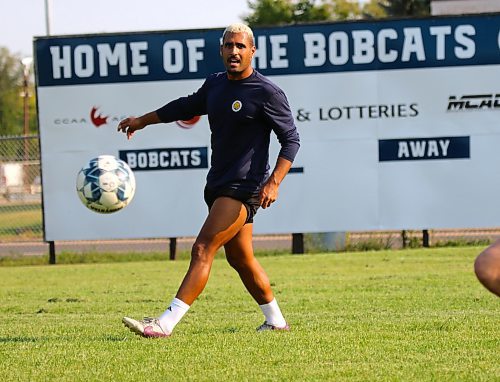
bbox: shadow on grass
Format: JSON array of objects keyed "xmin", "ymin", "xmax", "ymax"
[
  {"xmin": 0, "ymin": 336, "xmax": 38, "ymax": 343},
  {"xmin": 99, "ymin": 335, "xmax": 130, "ymax": 342},
  {"xmin": 0, "ymin": 335, "xmax": 131, "ymax": 343}
]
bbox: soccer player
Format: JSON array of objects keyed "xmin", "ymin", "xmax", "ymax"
[
  {"xmin": 118, "ymin": 23, "xmax": 300, "ymax": 337},
  {"xmin": 474, "ymin": 240, "xmax": 500, "ymax": 297}
]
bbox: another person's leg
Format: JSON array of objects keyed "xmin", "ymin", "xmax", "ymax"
[
  {"xmin": 225, "ymin": 224, "xmax": 289, "ymax": 330},
  {"xmin": 475, "ymin": 240, "xmax": 500, "ymax": 297}
]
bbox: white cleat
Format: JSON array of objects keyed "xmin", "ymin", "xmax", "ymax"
[
  {"xmin": 122, "ymin": 316, "xmax": 171, "ymax": 338},
  {"xmin": 256, "ymin": 321, "xmax": 290, "ymax": 332}
]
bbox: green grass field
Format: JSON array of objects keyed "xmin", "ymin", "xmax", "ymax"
[{"xmin": 0, "ymin": 247, "xmax": 498, "ymax": 381}]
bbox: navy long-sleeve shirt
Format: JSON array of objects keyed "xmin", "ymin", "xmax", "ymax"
[{"xmin": 156, "ymin": 70, "xmax": 300, "ymax": 193}]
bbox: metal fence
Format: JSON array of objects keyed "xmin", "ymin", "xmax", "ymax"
[
  {"xmin": 0, "ymin": 135, "xmax": 43, "ymax": 240},
  {"xmin": 0, "ymin": 135, "xmax": 497, "ymax": 258}
]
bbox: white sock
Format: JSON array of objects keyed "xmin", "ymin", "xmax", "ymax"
[
  {"xmin": 259, "ymin": 298, "xmax": 287, "ymax": 327},
  {"xmin": 158, "ymin": 297, "xmax": 190, "ymax": 333}
]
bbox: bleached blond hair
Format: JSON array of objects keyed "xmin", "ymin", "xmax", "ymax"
[{"xmin": 222, "ymin": 23, "xmax": 255, "ymax": 46}]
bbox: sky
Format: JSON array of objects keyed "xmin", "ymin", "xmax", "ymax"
[{"xmin": 0, "ymin": 0, "xmax": 251, "ymax": 58}]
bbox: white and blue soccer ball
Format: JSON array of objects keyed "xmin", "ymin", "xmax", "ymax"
[{"xmin": 76, "ymin": 155, "xmax": 136, "ymax": 213}]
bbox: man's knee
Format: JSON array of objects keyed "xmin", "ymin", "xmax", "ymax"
[
  {"xmin": 228, "ymin": 254, "xmax": 264, "ymax": 277},
  {"xmin": 191, "ymin": 241, "xmax": 214, "ymax": 265}
]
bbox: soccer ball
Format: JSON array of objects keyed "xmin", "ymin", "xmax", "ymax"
[{"xmin": 76, "ymin": 155, "xmax": 136, "ymax": 213}]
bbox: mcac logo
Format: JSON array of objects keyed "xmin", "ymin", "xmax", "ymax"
[{"xmin": 447, "ymin": 94, "xmax": 500, "ymax": 111}]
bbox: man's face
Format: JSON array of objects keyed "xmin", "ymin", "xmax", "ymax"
[{"xmin": 220, "ymin": 32, "xmax": 256, "ymax": 80}]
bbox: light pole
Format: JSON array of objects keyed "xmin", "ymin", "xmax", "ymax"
[{"xmin": 44, "ymin": 0, "xmax": 52, "ymax": 35}]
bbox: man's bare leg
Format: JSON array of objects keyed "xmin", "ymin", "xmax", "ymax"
[
  {"xmin": 176, "ymin": 197, "xmax": 248, "ymax": 305},
  {"xmin": 225, "ymin": 224, "xmax": 288, "ymax": 329},
  {"xmin": 225, "ymin": 224, "xmax": 274, "ymax": 304},
  {"xmin": 147, "ymin": 197, "xmax": 249, "ymax": 335}
]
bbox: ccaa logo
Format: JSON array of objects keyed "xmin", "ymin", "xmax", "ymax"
[
  {"xmin": 53, "ymin": 106, "xmax": 126, "ymax": 127},
  {"xmin": 90, "ymin": 107, "xmax": 108, "ymax": 127},
  {"xmin": 176, "ymin": 115, "xmax": 201, "ymax": 129},
  {"xmin": 231, "ymin": 100, "xmax": 242, "ymax": 112}
]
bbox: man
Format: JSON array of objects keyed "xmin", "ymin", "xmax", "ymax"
[
  {"xmin": 474, "ymin": 240, "xmax": 500, "ymax": 297},
  {"xmin": 118, "ymin": 23, "xmax": 300, "ymax": 337}
]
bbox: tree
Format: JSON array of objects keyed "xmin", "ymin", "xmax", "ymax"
[
  {"xmin": 376, "ymin": 0, "xmax": 430, "ymax": 17},
  {"xmin": 329, "ymin": 0, "xmax": 363, "ymax": 20},
  {"xmin": 0, "ymin": 47, "xmax": 36, "ymax": 136},
  {"xmin": 244, "ymin": 0, "xmax": 363, "ymax": 27},
  {"xmin": 245, "ymin": 0, "xmax": 292, "ymax": 26},
  {"xmin": 361, "ymin": 0, "xmax": 387, "ymax": 19},
  {"xmin": 244, "ymin": 0, "xmax": 430, "ymax": 25}
]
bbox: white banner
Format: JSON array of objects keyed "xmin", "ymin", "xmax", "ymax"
[{"xmin": 35, "ymin": 14, "xmax": 500, "ymax": 240}]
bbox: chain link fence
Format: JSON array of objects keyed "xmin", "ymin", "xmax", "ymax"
[
  {"xmin": 0, "ymin": 135, "xmax": 43, "ymax": 241},
  {"xmin": 0, "ymin": 135, "xmax": 498, "ymax": 257}
]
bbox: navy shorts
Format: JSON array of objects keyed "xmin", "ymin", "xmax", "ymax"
[{"xmin": 204, "ymin": 186, "xmax": 261, "ymax": 224}]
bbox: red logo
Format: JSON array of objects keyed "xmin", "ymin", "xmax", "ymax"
[
  {"xmin": 90, "ymin": 107, "xmax": 109, "ymax": 127},
  {"xmin": 176, "ymin": 115, "xmax": 201, "ymax": 129}
]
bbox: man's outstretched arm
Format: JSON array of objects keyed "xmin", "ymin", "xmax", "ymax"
[{"xmin": 117, "ymin": 111, "xmax": 161, "ymax": 140}]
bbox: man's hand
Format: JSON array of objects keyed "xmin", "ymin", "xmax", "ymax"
[
  {"xmin": 259, "ymin": 176, "xmax": 279, "ymax": 209},
  {"xmin": 118, "ymin": 112, "xmax": 161, "ymax": 139},
  {"xmin": 259, "ymin": 157, "xmax": 293, "ymax": 209},
  {"xmin": 117, "ymin": 116, "xmax": 145, "ymax": 140}
]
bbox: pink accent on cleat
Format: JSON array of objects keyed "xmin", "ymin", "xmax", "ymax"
[
  {"xmin": 143, "ymin": 324, "xmax": 170, "ymax": 338},
  {"xmin": 122, "ymin": 316, "xmax": 171, "ymax": 338}
]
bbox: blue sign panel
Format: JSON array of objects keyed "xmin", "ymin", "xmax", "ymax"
[
  {"xmin": 378, "ymin": 136, "xmax": 470, "ymax": 161},
  {"xmin": 119, "ymin": 147, "xmax": 209, "ymax": 171},
  {"xmin": 35, "ymin": 14, "xmax": 500, "ymax": 86}
]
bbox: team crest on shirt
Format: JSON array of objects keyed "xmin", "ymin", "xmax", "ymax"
[{"xmin": 231, "ymin": 100, "xmax": 242, "ymax": 112}]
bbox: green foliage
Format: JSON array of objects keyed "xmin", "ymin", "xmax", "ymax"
[
  {"xmin": 345, "ymin": 236, "xmax": 395, "ymax": 251},
  {"xmin": 0, "ymin": 47, "xmax": 22, "ymax": 135},
  {"xmin": 0, "ymin": 248, "xmax": 498, "ymax": 381},
  {"xmin": 0, "ymin": 47, "xmax": 37, "ymax": 136},
  {"xmin": 246, "ymin": 0, "xmax": 294, "ymax": 26},
  {"xmin": 361, "ymin": 0, "xmax": 388, "ymax": 19},
  {"xmin": 433, "ymin": 238, "xmax": 492, "ymax": 248},
  {"xmin": 244, "ymin": 0, "xmax": 431, "ymax": 26},
  {"xmin": 329, "ymin": 0, "xmax": 363, "ymax": 20},
  {"xmin": 377, "ymin": 0, "xmax": 431, "ymax": 17},
  {"xmin": 244, "ymin": 0, "xmax": 364, "ymax": 27}
]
